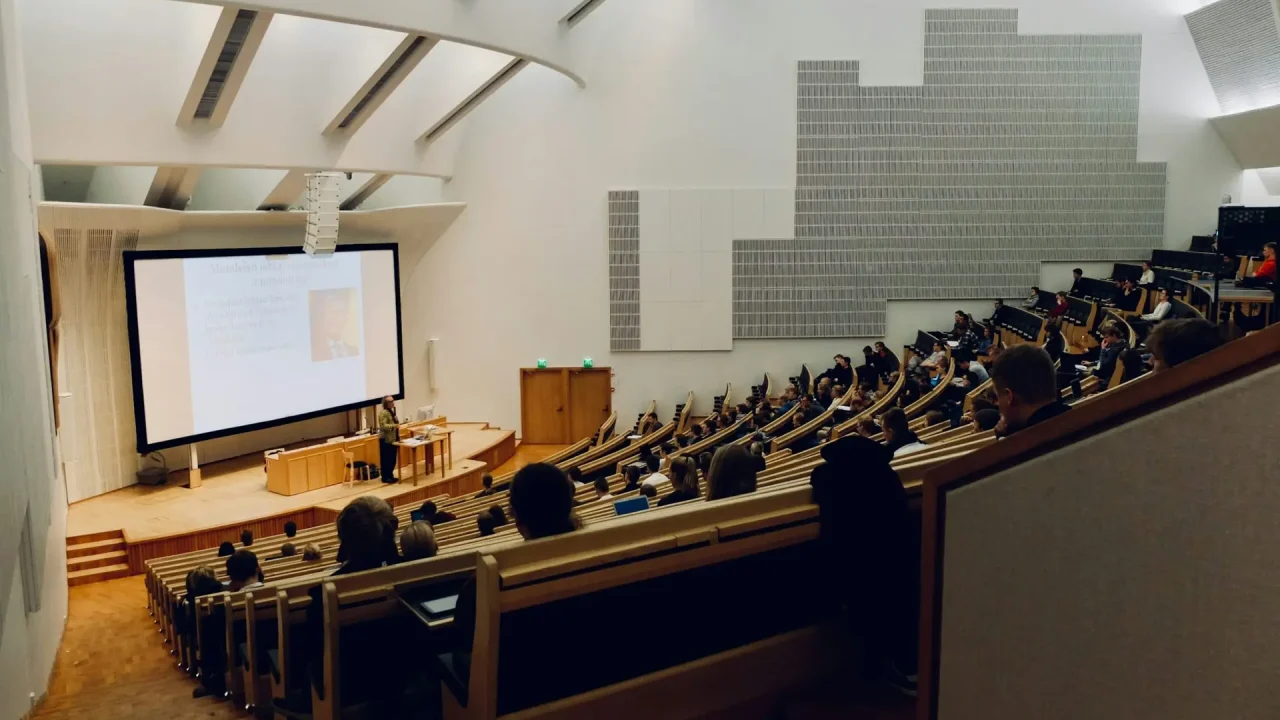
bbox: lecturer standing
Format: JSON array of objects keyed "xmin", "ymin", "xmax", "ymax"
[{"xmin": 378, "ymin": 396, "xmax": 400, "ymax": 484}]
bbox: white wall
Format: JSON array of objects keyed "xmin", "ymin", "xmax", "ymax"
[
  {"xmin": 1239, "ymin": 168, "xmax": 1280, "ymax": 206},
  {"xmin": 363, "ymin": 175, "xmax": 445, "ymax": 210},
  {"xmin": 85, "ymin": 165, "xmax": 157, "ymax": 205},
  {"xmin": 187, "ymin": 168, "xmax": 289, "ymax": 211},
  {"xmin": 0, "ymin": 0, "xmax": 67, "ymax": 714},
  {"xmin": 412, "ymin": 0, "xmax": 1245, "ymax": 433}
]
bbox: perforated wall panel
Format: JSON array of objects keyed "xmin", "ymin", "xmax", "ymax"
[{"xmin": 1185, "ymin": 0, "xmax": 1280, "ymax": 115}]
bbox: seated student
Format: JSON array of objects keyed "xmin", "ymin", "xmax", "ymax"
[
  {"xmin": 688, "ymin": 423, "xmax": 705, "ymax": 444},
  {"xmin": 399, "ymin": 520, "xmax": 438, "ymax": 561},
  {"xmin": 924, "ymin": 409, "xmax": 947, "ymax": 428},
  {"xmin": 1129, "ymin": 287, "xmax": 1172, "ymax": 339},
  {"xmin": 1118, "ymin": 348, "xmax": 1148, "ymax": 381},
  {"xmin": 185, "ymin": 566, "xmax": 230, "ymax": 699},
  {"xmin": 1048, "ymin": 291, "xmax": 1070, "ymax": 318},
  {"xmin": 620, "ymin": 464, "xmax": 643, "ymax": 494},
  {"xmin": 240, "ymin": 529, "xmax": 254, "ymax": 547},
  {"xmin": 857, "ymin": 418, "xmax": 882, "ymax": 439},
  {"xmin": 1043, "ymin": 316, "xmax": 1065, "ymax": 362},
  {"xmin": 657, "ymin": 456, "xmax": 700, "ymax": 506},
  {"xmin": 881, "ymin": 408, "xmax": 927, "ymax": 458},
  {"xmin": 1069, "ymin": 268, "xmax": 1084, "ymax": 297},
  {"xmin": 1022, "ymin": 286, "xmax": 1041, "ymax": 309},
  {"xmin": 487, "ymin": 505, "xmax": 507, "ymax": 527},
  {"xmin": 816, "ymin": 354, "xmax": 854, "ymax": 389},
  {"xmin": 777, "ymin": 386, "xmax": 799, "ymax": 413},
  {"xmin": 639, "ymin": 484, "xmax": 658, "ymax": 500},
  {"xmin": 1090, "ymin": 324, "xmax": 1129, "ymax": 388},
  {"xmin": 419, "ymin": 500, "xmax": 457, "ymax": 526},
  {"xmin": 971, "ymin": 408, "xmax": 1001, "ymax": 431},
  {"xmin": 697, "ymin": 451, "xmax": 713, "ymax": 482},
  {"xmin": 857, "ymin": 345, "xmax": 880, "ymax": 387},
  {"xmin": 301, "ymin": 543, "xmax": 323, "ymax": 563},
  {"xmin": 1139, "ymin": 261, "xmax": 1156, "ymax": 286},
  {"xmin": 873, "ymin": 342, "xmax": 901, "ymax": 381},
  {"xmin": 1114, "ymin": 278, "xmax": 1142, "ymax": 311},
  {"xmin": 641, "ymin": 454, "xmax": 669, "ymax": 488},
  {"xmin": 475, "ymin": 473, "xmax": 497, "ymax": 497},
  {"xmin": 948, "ymin": 310, "xmax": 969, "ymax": 339},
  {"xmin": 1146, "ymin": 318, "xmax": 1224, "ymax": 372},
  {"xmin": 1253, "ymin": 242, "xmax": 1276, "ymax": 282},
  {"xmin": 956, "ymin": 355, "xmax": 989, "ymax": 383},
  {"xmin": 284, "ymin": 520, "xmax": 298, "ymax": 539},
  {"xmin": 919, "ymin": 341, "xmax": 947, "ymax": 373},
  {"xmin": 828, "ymin": 384, "xmax": 847, "ymax": 411},
  {"xmin": 476, "ymin": 511, "xmax": 497, "ymax": 537},
  {"xmin": 975, "ymin": 325, "xmax": 997, "ymax": 357},
  {"xmin": 217, "ymin": 541, "xmax": 235, "ymax": 557},
  {"xmin": 815, "ymin": 377, "xmax": 835, "ymax": 407},
  {"xmin": 593, "ymin": 476, "xmax": 614, "ymax": 503},
  {"xmin": 224, "ymin": 549, "xmax": 262, "ymax": 592},
  {"xmin": 990, "ymin": 344, "xmax": 1070, "ymax": 436},
  {"xmin": 657, "ymin": 441, "xmax": 677, "ymax": 470},
  {"xmin": 705, "ymin": 445, "xmax": 759, "ymax": 501},
  {"xmin": 280, "ymin": 542, "xmax": 297, "ymax": 558},
  {"xmin": 987, "ymin": 299, "xmax": 1005, "ymax": 326},
  {"xmin": 795, "ymin": 393, "xmax": 824, "ymax": 424}
]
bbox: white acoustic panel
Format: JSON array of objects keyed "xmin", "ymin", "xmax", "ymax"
[
  {"xmin": 668, "ymin": 251, "xmax": 703, "ymax": 303},
  {"xmin": 639, "ymin": 300, "xmax": 671, "ymax": 351},
  {"xmin": 732, "ymin": 189, "xmax": 765, "ymax": 239},
  {"xmin": 763, "ymin": 188, "xmax": 796, "ymax": 239},
  {"xmin": 638, "ymin": 251, "xmax": 671, "ymax": 300},
  {"xmin": 669, "ymin": 190, "xmax": 702, "ymax": 250},
  {"xmin": 700, "ymin": 189, "xmax": 733, "ymax": 252},
  {"xmin": 638, "ymin": 189, "xmax": 670, "ymax": 253}
]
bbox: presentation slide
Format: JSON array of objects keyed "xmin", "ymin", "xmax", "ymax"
[{"xmin": 125, "ymin": 246, "xmax": 402, "ymax": 451}]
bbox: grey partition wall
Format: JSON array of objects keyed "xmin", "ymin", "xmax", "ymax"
[{"xmin": 609, "ymin": 8, "xmax": 1167, "ymax": 349}]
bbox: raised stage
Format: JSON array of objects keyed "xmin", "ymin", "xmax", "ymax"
[{"xmin": 66, "ymin": 422, "xmax": 516, "ymax": 574}]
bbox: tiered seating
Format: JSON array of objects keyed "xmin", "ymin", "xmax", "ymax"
[
  {"xmin": 1073, "ymin": 276, "xmax": 1119, "ymax": 305},
  {"xmin": 992, "ymin": 305, "xmax": 1046, "ymax": 345},
  {"xmin": 1151, "ymin": 249, "xmax": 1231, "ymax": 276}
]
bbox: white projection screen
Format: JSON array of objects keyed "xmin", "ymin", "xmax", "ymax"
[{"xmin": 124, "ymin": 245, "xmax": 404, "ymax": 452}]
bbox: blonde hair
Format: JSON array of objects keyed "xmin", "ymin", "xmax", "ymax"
[
  {"xmin": 301, "ymin": 543, "xmax": 323, "ymax": 562},
  {"xmin": 399, "ymin": 520, "xmax": 438, "ymax": 561},
  {"xmin": 705, "ymin": 445, "xmax": 758, "ymax": 501}
]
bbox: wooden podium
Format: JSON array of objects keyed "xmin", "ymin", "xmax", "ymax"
[{"xmin": 264, "ymin": 434, "xmax": 379, "ymax": 496}]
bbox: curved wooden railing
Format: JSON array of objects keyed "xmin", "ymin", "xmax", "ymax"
[
  {"xmin": 832, "ymin": 370, "xmax": 905, "ymax": 438},
  {"xmin": 595, "ymin": 411, "xmax": 618, "ymax": 447},
  {"xmin": 674, "ymin": 391, "xmax": 695, "ymax": 434},
  {"xmin": 905, "ymin": 349, "xmax": 955, "ymax": 418},
  {"xmin": 916, "ymin": 322, "xmax": 1280, "ymax": 720},
  {"xmin": 579, "ymin": 420, "xmax": 674, "ymax": 477},
  {"xmin": 768, "ymin": 386, "xmax": 856, "ymax": 452}
]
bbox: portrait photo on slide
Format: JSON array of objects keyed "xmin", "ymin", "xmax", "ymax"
[{"xmin": 309, "ymin": 287, "xmax": 362, "ymax": 362}]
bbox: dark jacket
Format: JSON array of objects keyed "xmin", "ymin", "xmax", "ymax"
[
  {"xmin": 1094, "ymin": 340, "xmax": 1128, "ymax": 386},
  {"xmin": 657, "ymin": 488, "xmax": 699, "ymax": 507},
  {"xmin": 1026, "ymin": 401, "xmax": 1071, "ymax": 430},
  {"xmin": 874, "ymin": 350, "xmax": 900, "ymax": 376},
  {"xmin": 817, "ymin": 363, "xmax": 853, "ymax": 389}
]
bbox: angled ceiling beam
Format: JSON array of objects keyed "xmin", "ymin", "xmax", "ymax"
[
  {"xmin": 324, "ymin": 34, "xmax": 439, "ymax": 137},
  {"xmin": 340, "ymin": 174, "xmax": 392, "ymax": 211},
  {"xmin": 258, "ymin": 169, "xmax": 311, "ymax": 210},
  {"xmin": 177, "ymin": 7, "xmax": 274, "ymax": 128},
  {"xmin": 144, "ymin": 167, "xmax": 203, "ymax": 210},
  {"xmin": 418, "ymin": 58, "xmax": 529, "ymax": 145},
  {"xmin": 560, "ymin": 0, "xmax": 610, "ymax": 28}
]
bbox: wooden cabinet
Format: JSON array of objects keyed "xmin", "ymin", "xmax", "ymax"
[{"xmin": 520, "ymin": 367, "xmax": 612, "ymax": 444}]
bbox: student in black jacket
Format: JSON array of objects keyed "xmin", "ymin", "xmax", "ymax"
[
  {"xmin": 816, "ymin": 354, "xmax": 854, "ymax": 389},
  {"xmin": 990, "ymin": 344, "xmax": 1070, "ymax": 436},
  {"xmin": 872, "ymin": 342, "xmax": 900, "ymax": 380}
]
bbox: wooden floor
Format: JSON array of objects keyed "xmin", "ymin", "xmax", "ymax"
[
  {"xmin": 33, "ymin": 575, "xmax": 913, "ymax": 720},
  {"xmin": 67, "ymin": 423, "xmax": 511, "ymax": 541},
  {"xmin": 488, "ymin": 442, "xmax": 570, "ymax": 475}
]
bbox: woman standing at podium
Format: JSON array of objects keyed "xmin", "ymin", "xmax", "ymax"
[{"xmin": 378, "ymin": 396, "xmax": 400, "ymax": 483}]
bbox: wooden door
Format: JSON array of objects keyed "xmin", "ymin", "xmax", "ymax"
[
  {"xmin": 568, "ymin": 368, "xmax": 612, "ymax": 442},
  {"xmin": 520, "ymin": 369, "xmax": 569, "ymax": 444}
]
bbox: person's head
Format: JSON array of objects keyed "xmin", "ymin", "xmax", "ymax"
[
  {"xmin": 217, "ymin": 541, "xmax": 235, "ymax": 557},
  {"xmin": 705, "ymin": 445, "xmax": 759, "ymax": 501},
  {"xmin": 1055, "ymin": 291, "xmax": 1067, "ymax": 303},
  {"xmin": 874, "ymin": 341, "xmax": 887, "ymax": 354},
  {"xmin": 932, "ymin": 341, "xmax": 944, "ymax": 354},
  {"xmin": 987, "ymin": 344, "xmax": 1003, "ymax": 362},
  {"xmin": 669, "ymin": 456, "xmax": 695, "ymax": 494},
  {"xmin": 476, "ymin": 511, "xmax": 497, "ymax": 537},
  {"xmin": 836, "ymin": 354, "xmax": 850, "ymax": 368},
  {"xmin": 644, "ymin": 454, "xmax": 660, "ymax": 473},
  {"xmin": 798, "ymin": 394, "xmax": 812, "ymax": 408},
  {"xmin": 1146, "ymin": 318, "xmax": 1224, "ymax": 372},
  {"xmin": 594, "ymin": 476, "xmax": 611, "ymax": 498},
  {"xmin": 1119, "ymin": 348, "xmax": 1146, "ymax": 378},
  {"xmin": 983, "ymin": 325, "xmax": 994, "ymax": 339},
  {"xmin": 1142, "ymin": 261, "xmax": 1152, "ymax": 271},
  {"xmin": 972, "ymin": 408, "xmax": 1002, "ymax": 431},
  {"xmin": 302, "ymin": 543, "xmax": 322, "ymax": 562},
  {"xmin": 863, "ymin": 345, "xmax": 874, "ymax": 358},
  {"xmin": 482, "ymin": 472, "xmax": 495, "ymax": 489},
  {"xmin": 832, "ymin": 384, "xmax": 845, "ymax": 398},
  {"xmin": 419, "ymin": 500, "xmax": 438, "ymax": 521},
  {"xmin": 925, "ymin": 409, "xmax": 946, "ymax": 427},
  {"xmin": 1102, "ymin": 323, "xmax": 1124, "ymax": 346},
  {"xmin": 881, "ymin": 408, "xmax": 911, "ymax": 444},
  {"xmin": 725, "ymin": 407, "xmax": 739, "ymax": 422},
  {"xmin": 1031, "ymin": 286, "xmax": 1040, "ymax": 295},
  {"xmin": 963, "ymin": 370, "xmax": 982, "ymax": 388},
  {"xmin": 994, "ymin": 299, "xmax": 1004, "ymax": 309},
  {"xmin": 990, "ymin": 344, "xmax": 1059, "ymax": 429},
  {"xmin": 283, "ymin": 520, "xmax": 297, "ymax": 538},
  {"xmin": 662, "ymin": 441, "xmax": 677, "ymax": 458},
  {"xmin": 624, "ymin": 465, "xmax": 642, "ymax": 488},
  {"xmin": 280, "ymin": 542, "xmax": 297, "ymax": 557},
  {"xmin": 240, "ymin": 529, "xmax": 253, "ymax": 547},
  {"xmin": 1072, "ymin": 268, "xmax": 1082, "ymax": 279},
  {"xmin": 1264, "ymin": 242, "xmax": 1276, "ymax": 260},
  {"xmin": 1158, "ymin": 287, "xmax": 1170, "ymax": 303},
  {"xmin": 399, "ymin": 521, "xmax": 438, "ymax": 561},
  {"xmin": 817, "ymin": 377, "xmax": 831, "ymax": 393},
  {"xmin": 382, "ymin": 395, "xmax": 395, "ymax": 411},
  {"xmin": 697, "ymin": 451, "xmax": 713, "ymax": 478},
  {"xmin": 185, "ymin": 566, "xmax": 223, "ymax": 599},
  {"xmin": 970, "ymin": 391, "xmax": 997, "ymax": 414},
  {"xmin": 226, "ymin": 549, "xmax": 259, "ymax": 585},
  {"xmin": 857, "ymin": 418, "xmax": 880, "ymax": 438},
  {"xmin": 640, "ymin": 483, "xmax": 657, "ymax": 498},
  {"xmin": 1122, "ymin": 278, "xmax": 1134, "ymax": 290},
  {"xmin": 488, "ymin": 505, "xmax": 507, "ymax": 526},
  {"xmin": 336, "ymin": 496, "xmax": 399, "ymax": 568},
  {"xmin": 508, "ymin": 463, "xmax": 578, "ymax": 540},
  {"xmin": 638, "ymin": 445, "xmax": 654, "ymax": 462},
  {"xmin": 690, "ymin": 424, "xmax": 703, "ymax": 438}
]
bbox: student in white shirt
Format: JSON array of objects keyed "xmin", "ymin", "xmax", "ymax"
[
  {"xmin": 921, "ymin": 341, "xmax": 946, "ymax": 370},
  {"xmin": 882, "ymin": 408, "xmax": 929, "ymax": 458},
  {"xmin": 1141, "ymin": 288, "xmax": 1172, "ymax": 322},
  {"xmin": 640, "ymin": 455, "xmax": 669, "ymax": 489},
  {"xmin": 593, "ymin": 477, "xmax": 613, "ymax": 503},
  {"xmin": 1139, "ymin": 262, "xmax": 1156, "ymax": 286}
]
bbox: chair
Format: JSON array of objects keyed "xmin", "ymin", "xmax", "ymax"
[{"xmin": 341, "ymin": 450, "xmax": 355, "ymax": 488}]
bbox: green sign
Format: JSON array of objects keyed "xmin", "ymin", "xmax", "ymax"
[
  {"xmin": 536, "ymin": 358, "xmax": 548, "ymax": 369},
  {"xmin": 582, "ymin": 357, "xmax": 594, "ymax": 368}
]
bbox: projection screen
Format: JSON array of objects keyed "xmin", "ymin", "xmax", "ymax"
[{"xmin": 123, "ymin": 245, "xmax": 404, "ymax": 452}]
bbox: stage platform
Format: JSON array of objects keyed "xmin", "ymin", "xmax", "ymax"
[{"xmin": 67, "ymin": 422, "xmax": 515, "ymax": 573}]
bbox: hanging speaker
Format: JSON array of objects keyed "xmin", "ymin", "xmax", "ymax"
[{"xmin": 304, "ymin": 172, "xmax": 342, "ymax": 255}]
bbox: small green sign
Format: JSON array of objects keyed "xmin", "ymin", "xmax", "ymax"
[
  {"xmin": 536, "ymin": 358, "xmax": 548, "ymax": 369},
  {"xmin": 582, "ymin": 357, "xmax": 594, "ymax": 368}
]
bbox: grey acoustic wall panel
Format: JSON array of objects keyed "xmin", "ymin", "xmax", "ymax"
[
  {"xmin": 1186, "ymin": 0, "xmax": 1280, "ymax": 115},
  {"xmin": 608, "ymin": 190, "xmax": 640, "ymax": 351},
  {"xmin": 734, "ymin": 8, "xmax": 1165, "ymax": 339}
]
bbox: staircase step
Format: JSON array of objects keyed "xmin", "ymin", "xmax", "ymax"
[
  {"xmin": 66, "ymin": 529, "xmax": 125, "ymax": 544},
  {"xmin": 67, "ymin": 537, "xmax": 126, "ymax": 558},
  {"xmin": 67, "ymin": 563, "xmax": 130, "ymax": 586},
  {"xmin": 68, "ymin": 549, "xmax": 128, "ymax": 570}
]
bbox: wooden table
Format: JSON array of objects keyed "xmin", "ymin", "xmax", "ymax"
[
  {"xmin": 395, "ymin": 429, "xmax": 454, "ymax": 485},
  {"xmin": 264, "ymin": 434, "xmax": 379, "ymax": 496}
]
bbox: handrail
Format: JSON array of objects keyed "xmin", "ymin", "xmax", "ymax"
[
  {"xmin": 916, "ymin": 322, "xmax": 1280, "ymax": 720},
  {"xmin": 905, "ymin": 348, "xmax": 954, "ymax": 418},
  {"xmin": 769, "ymin": 386, "xmax": 856, "ymax": 452},
  {"xmin": 675, "ymin": 391, "xmax": 695, "ymax": 434},
  {"xmin": 833, "ymin": 369, "xmax": 905, "ymax": 437}
]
